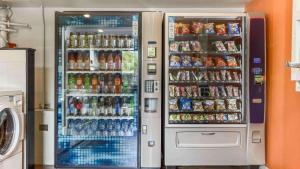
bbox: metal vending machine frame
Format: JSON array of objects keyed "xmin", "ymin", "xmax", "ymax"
[{"xmin": 163, "ymin": 12, "xmax": 266, "ymax": 167}]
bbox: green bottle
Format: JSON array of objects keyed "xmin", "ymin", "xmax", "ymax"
[
  {"xmin": 68, "ymin": 74, "xmax": 76, "ymax": 89},
  {"xmin": 122, "ymin": 75, "xmax": 128, "ymax": 93},
  {"xmin": 91, "ymin": 96, "xmax": 98, "ymax": 116},
  {"xmin": 84, "ymin": 74, "xmax": 91, "ymax": 92}
]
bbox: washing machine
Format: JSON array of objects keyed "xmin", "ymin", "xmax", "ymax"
[{"xmin": 0, "ymin": 90, "xmax": 24, "ymax": 169}]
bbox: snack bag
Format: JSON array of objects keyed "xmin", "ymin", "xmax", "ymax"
[
  {"xmin": 208, "ymin": 114, "xmax": 215, "ymax": 121},
  {"xmin": 170, "ymin": 42, "xmax": 179, "ymax": 52},
  {"xmin": 216, "ymin": 113, "xmax": 224, "ymax": 121},
  {"xmin": 220, "ymin": 70, "xmax": 227, "ymax": 81},
  {"xmin": 214, "ymin": 41, "xmax": 227, "ymax": 52},
  {"xmin": 226, "ymin": 86, "xmax": 233, "ymax": 97},
  {"xmin": 226, "ymin": 71, "xmax": 232, "ymax": 81},
  {"xmin": 203, "ymin": 100, "xmax": 215, "ymax": 111},
  {"xmin": 215, "ymin": 24, "xmax": 226, "ymax": 35},
  {"xmin": 179, "ymin": 71, "xmax": 185, "ymax": 81},
  {"xmin": 181, "ymin": 55, "xmax": 192, "ymax": 67},
  {"xmin": 190, "ymin": 41, "xmax": 201, "ymax": 52},
  {"xmin": 223, "ymin": 114, "xmax": 229, "ymax": 121},
  {"xmin": 227, "ymin": 99, "xmax": 238, "ymax": 110},
  {"xmin": 175, "ymin": 23, "xmax": 183, "ymax": 34},
  {"xmin": 180, "ymin": 86, "xmax": 187, "ymax": 97},
  {"xmin": 191, "ymin": 71, "xmax": 198, "ymax": 81},
  {"xmin": 186, "ymin": 86, "xmax": 193, "ymax": 97},
  {"xmin": 175, "ymin": 86, "xmax": 181, "ymax": 97},
  {"xmin": 233, "ymin": 87, "xmax": 240, "ymax": 97},
  {"xmin": 219, "ymin": 86, "xmax": 227, "ymax": 97},
  {"xmin": 193, "ymin": 100, "xmax": 204, "ymax": 111},
  {"xmin": 169, "ymin": 99, "xmax": 179, "ymax": 111},
  {"xmin": 185, "ymin": 71, "xmax": 190, "ymax": 81},
  {"xmin": 169, "ymin": 114, "xmax": 181, "ymax": 121},
  {"xmin": 169, "ymin": 72, "xmax": 176, "ymax": 81},
  {"xmin": 228, "ymin": 113, "xmax": 239, "ymax": 121},
  {"xmin": 232, "ymin": 72, "xmax": 240, "ymax": 81},
  {"xmin": 170, "ymin": 55, "xmax": 181, "ymax": 67},
  {"xmin": 209, "ymin": 86, "xmax": 216, "ymax": 97},
  {"xmin": 203, "ymin": 114, "xmax": 209, "ymax": 121},
  {"xmin": 208, "ymin": 71, "xmax": 215, "ymax": 81},
  {"xmin": 181, "ymin": 41, "xmax": 191, "ymax": 52},
  {"xmin": 192, "ymin": 55, "xmax": 203, "ymax": 67},
  {"xmin": 204, "ymin": 23, "xmax": 215, "ymax": 34},
  {"xmin": 192, "ymin": 114, "xmax": 202, "ymax": 121},
  {"xmin": 169, "ymin": 85, "xmax": 175, "ymax": 97},
  {"xmin": 180, "ymin": 98, "xmax": 193, "ymax": 111},
  {"xmin": 225, "ymin": 56, "xmax": 238, "ymax": 67},
  {"xmin": 215, "ymin": 71, "xmax": 221, "ymax": 81},
  {"xmin": 192, "ymin": 86, "xmax": 199, "ymax": 97},
  {"xmin": 228, "ymin": 23, "xmax": 240, "ymax": 35},
  {"xmin": 215, "ymin": 99, "xmax": 226, "ymax": 110},
  {"xmin": 215, "ymin": 57, "xmax": 227, "ymax": 67},
  {"xmin": 204, "ymin": 56, "xmax": 215, "ymax": 67},
  {"xmin": 226, "ymin": 41, "xmax": 239, "ymax": 52},
  {"xmin": 181, "ymin": 114, "xmax": 192, "ymax": 121},
  {"xmin": 182, "ymin": 24, "xmax": 191, "ymax": 34},
  {"xmin": 192, "ymin": 22, "xmax": 204, "ymax": 34}
]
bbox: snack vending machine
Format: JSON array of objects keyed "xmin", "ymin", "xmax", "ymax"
[
  {"xmin": 164, "ymin": 13, "xmax": 266, "ymax": 167},
  {"xmin": 55, "ymin": 12, "xmax": 162, "ymax": 168}
]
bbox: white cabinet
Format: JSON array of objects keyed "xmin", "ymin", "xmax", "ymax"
[{"xmin": 291, "ymin": 0, "xmax": 300, "ymax": 91}]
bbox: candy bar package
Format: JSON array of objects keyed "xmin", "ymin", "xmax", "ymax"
[
  {"xmin": 204, "ymin": 23, "xmax": 215, "ymax": 34},
  {"xmin": 192, "ymin": 55, "xmax": 203, "ymax": 67},
  {"xmin": 226, "ymin": 71, "xmax": 232, "ymax": 81},
  {"xmin": 169, "ymin": 72, "xmax": 176, "ymax": 81},
  {"xmin": 215, "ymin": 57, "xmax": 227, "ymax": 67},
  {"xmin": 215, "ymin": 71, "xmax": 221, "ymax": 81},
  {"xmin": 209, "ymin": 86, "xmax": 216, "ymax": 97},
  {"xmin": 223, "ymin": 114, "xmax": 229, "ymax": 121},
  {"xmin": 203, "ymin": 100, "xmax": 215, "ymax": 111},
  {"xmin": 193, "ymin": 100, "xmax": 204, "ymax": 111},
  {"xmin": 190, "ymin": 41, "xmax": 202, "ymax": 52},
  {"xmin": 203, "ymin": 72, "xmax": 209, "ymax": 81},
  {"xmin": 179, "ymin": 71, "xmax": 186, "ymax": 81},
  {"xmin": 192, "ymin": 114, "xmax": 202, "ymax": 121},
  {"xmin": 226, "ymin": 41, "xmax": 239, "ymax": 52},
  {"xmin": 232, "ymin": 72, "xmax": 240, "ymax": 81},
  {"xmin": 203, "ymin": 114, "xmax": 209, "ymax": 121},
  {"xmin": 175, "ymin": 86, "xmax": 181, "ymax": 97},
  {"xmin": 180, "ymin": 98, "xmax": 193, "ymax": 110},
  {"xmin": 181, "ymin": 114, "xmax": 192, "ymax": 121},
  {"xmin": 175, "ymin": 23, "xmax": 182, "ymax": 34},
  {"xmin": 216, "ymin": 113, "xmax": 224, "ymax": 121},
  {"xmin": 192, "ymin": 86, "xmax": 199, "ymax": 97},
  {"xmin": 216, "ymin": 24, "xmax": 226, "ymax": 35},
  {"xmin": 214, "ymin": 41, "xmax": 227, "ymax": 52},
  {"xmin": 204, "ymin": 56, "xmax": 215, "ymax": 67},
  {"xmin": 233, "ymin": 87, "xmax": 240, "ymax": 97},
  {"xmin": 169, "ymin": 99, "xmax": 179, "ymax": 111},
  {"xmin": 191, "ymin": 71, "xmax": 198, "ymax": 81},
  {"xmin": 186, "ymin": 86, "xmax": 193, "ymax": 97},
  {"xmin": 219, "ymin": 86, "xmax": 227, "ymax": 97},
  {"xmin": 180, "ymin": 86, "xmax": 187, "ymax": 97},
  {"xmin": 225, "ymin": 56, "xmax": 238, "ymax": 67},
  {"xmin": 170, "ymin": 42, "xmax": 179, "ymax": 52},
  {"xmin": 170, "ymin": 55, "xmax": 181, "ymax": 67},
  {"xmin": 182, "ymin": 24, "xmax": 191, "ymax": 34},
  {"xmin": 192, "ymin": 22, "xmax": 204, "ymax": 34},
  {"xmin": 186, "ymin": 71, "xmax": 191, "ymax": 81},
  {"xmin": 169, "ymin": 114, "xmax": 181, "ymax": 121},
  {"xmin": 208, "ymin": 114, "xmax": 216, "ymax": 121},
  {"xmin": 169, "ymin": 85, "xmax": 175, "ymax": 97},
  {"xmin": 198, "ymin": 72, "xmax": 206, "ymax": 81},
  {"xmin": 226, "ymin": 86, "xmax": 233, "ymax": 97},
  {"xmin": 227, "ymin": 99, "xmax": 238, "ymax": 110},
  {"xmin": 228, "ymin": 23, "xmax": 240, "ymax": 35},
  {"xmin": 181, "ymin": 41, "xmax": 191, "ymax": 52},
  {"xmin": 220, "ymin": 70, "xmax": 227, "ymax": 81},
  {"xmin": 228, "ymin": 113, "xmax": 240, "ymax": 121},
  {"xmin": 181, "ymin": 55, "xmax": 193, "ymax": 67},
  {"xmin": 215, "ymin": 99, "xmax": 226, "ymax": 110},
  {"xmin": 208, "ymin": 71, "xmax": 216, "ymax": 81}
]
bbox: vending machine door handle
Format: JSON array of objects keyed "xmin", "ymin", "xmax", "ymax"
[{"xmin": 201, "ymin": 132, "xmax": 216, "ymax": 136}]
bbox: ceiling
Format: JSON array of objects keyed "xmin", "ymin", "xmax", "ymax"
[{"xmin": 0, "ymin": 0, "xmax": 252, "ymax": 8}]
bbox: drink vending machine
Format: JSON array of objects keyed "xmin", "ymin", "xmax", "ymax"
[
  {"xmin": 163, "ymin": 13, "xmax": 266, "ymax": 167},
  {"xmin": 55, "ymin": 11, "xmax": 162, "ymax": 168}
]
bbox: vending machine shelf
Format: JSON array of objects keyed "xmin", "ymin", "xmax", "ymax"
[
  {"xmin": 66, "ymin": 48, "xmax": 134, "ymax": 51},
  {"xmin": 66, "ymin": 115, "xmax": 134, "ymax": 120},
  {"xmin": 169, "ymin": 81, "xmax": 242, "ymax": 85},
  {"xmin": 66, "ymin": 93, "xmax": 135, "ymax": 97},
  {"xmin": 169, "ymin": 110, "xmax": 241, "ymax": 113},
  {"xmin": 169, "ymin": 66, "xmax": 241, "ymax": 70},
  {"xmin": 66, "ymin": 70, "xmax": 135, "ymax": 74}
]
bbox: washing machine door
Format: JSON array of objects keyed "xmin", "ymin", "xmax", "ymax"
[{"xmin": 0, "ymin": 105, "xmax": 24, "ymax": 161}]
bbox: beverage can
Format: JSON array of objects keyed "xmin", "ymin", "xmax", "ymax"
[
  {"xmin": 68, "ymin": 52, "xmax": 76, "ymax": 70},
  {"xmin": 76, "ymin": 52, "xmax": 84, "ymax": 70},
  {"xmin": 114, "ymin": 74, "xmax": 122, "ymax": 94},
  {"xmin": 107, "ymin": 74, "xmax": 115, "ymax": 93},
  {"xmin": 115, "ymin": 97, "xmax": 121, "ymax": 116},
  {"xmin": 110, "ymin": 35, "xmax": 117, "ymax": 48},
  {"xmin": 98, "ymin": 74, "xmax": 105, "ymax": 93},
  {"xmin": 91, "ymin": 74, "xmax": 99, "ymax": 93},
  {"xmin": 76, "ymin": 74, "xmax": 83, "ymax": 89},
  {"xmin": 84, "ymin": 74, "xmax": 91, "ymax": 91},
  {"xmin": 117, "ymin": 35, "xmax": 124, "ymax": 48},
  {"xmin": 98, "ymin": 52, "xmax": 107, "ymax": 70},
  {"xmin": 102, "ymin": 35, "xmax": 109, "ymax": 48},
  {"xmin": 81, "ymin": 97, "xmax": 90, "ymax": 116},
  {"xmin": 125, "ymin": 35, "xmax": 133, "ymax": 48},
  {"xmin": 95, "ymin": 34, "xmax": 102, "ymax": 48},
  {"xmin": 107, "ymin": 53, "xmax": 114, "ymax": 70},
  {"xmin": 98, "ymin": 97, "xmax": 105, "ymax": 116},
  {"xmin": 88, "ymin": 33, "xmax": 95, "ymax": 48},
  {"xmin": 68, "ymin": 74, "xmax": 76, "ymax": 89},
  {"xmin": 83, "ymin": 52, "xmax": 90, "ymax": 70},
  {"xmin": 68, "ymin": 97, "xmax": 76, "ymax": 116},
  {"xmin": 114, "ymin": 52, "xmax": 122, "ymax": 70},
  {"xmin": 91, "ymin": 96, "xmax": 98, "ymax": 116}
]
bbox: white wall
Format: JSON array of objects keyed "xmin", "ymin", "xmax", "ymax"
[{"xmin": 9, "ymin": 6, "xmax": 245, "ymax": 165}]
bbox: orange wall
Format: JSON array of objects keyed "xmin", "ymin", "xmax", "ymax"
[{"xmin": 246, "ymin": 0, "xmax": 300, "ymax": 169}]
